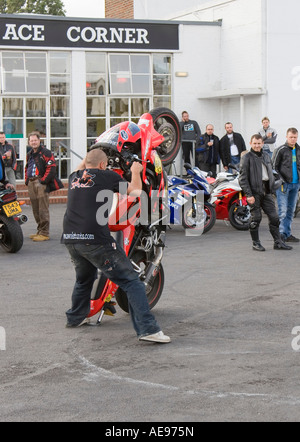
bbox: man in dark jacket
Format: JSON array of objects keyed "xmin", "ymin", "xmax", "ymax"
[
  {"xmin": 220, "ymin": 122, "xmax": 246, "ymax": 172},
  {"xmin": 180, "ymin": 111, "xmax": 202, "ymax": 168},
  {"xmin": 25, "ymin": 131, "xmax": 63, "ymax": 241},
  {"xmin": 273, "ymin": 127, "xmax": 300, "ymax": 243},
  {"xmin": 0, "ymin": 132, "xmax": 17, "ymax": 188},
  {"xmin": 239, "ymin": 134, "xmax": 292, "ymax": 252},
  {"xmin": 0, "ymin": 156, "xmax": 14, "ymax": 190},
  {"xmin": 196, "ymin": 124, "xmax": 220, "ymax": 177}
]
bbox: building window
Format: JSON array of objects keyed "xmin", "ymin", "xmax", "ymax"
[
  {"xmin": 153, "ymin": 54, "xmax": 172, "ymax": 108},
  {"xmin": 0, "ymin": 51, "xmax": 47, "ymax": 94},
  {"xmin": 86, "ymin": 52, "xmax": 107, "ymax": 145},
  {"xmin": 109, "ymin": 54, "xmax": 151, "ymax": 95},
  {"xmin": 49, "ymin": 52, "xmax": 71, "ymax": 180},
  {"xmin": 85, "ymin": 52, "xmax": 172, "ymax": 146}
]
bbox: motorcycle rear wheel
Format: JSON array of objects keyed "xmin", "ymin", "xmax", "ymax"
[
  {"xmin": 149, "ymin": 107, "xmax": 181, "ymax": 166},
  {"xmin": 115, "ymin": 250, "xmax": 164, "ymax": 313},
  {"xmin": 0, "ymin": 214, "xmax": 23, "ymax": 253},
  {"xmin": 228, "ymin": 202, "xmax": 250, "ymax": 230}
]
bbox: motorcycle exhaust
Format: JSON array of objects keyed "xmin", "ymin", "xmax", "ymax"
[
  {"xmin": 143, "ymin": 232, "xmax": 166, "ymax": 289},
  {"xmin": 17, "ymin": 214, "xmax": 28, "ymax": 225}
]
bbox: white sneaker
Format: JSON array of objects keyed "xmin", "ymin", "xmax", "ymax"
[{"xmin": 139, "ymin": 331, "xmax": 171, "ymax": 344}]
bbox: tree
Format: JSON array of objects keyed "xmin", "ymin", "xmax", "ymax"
[{"xmin": 0, "ymin": 0, "xmax": 66, "ymax": 15}]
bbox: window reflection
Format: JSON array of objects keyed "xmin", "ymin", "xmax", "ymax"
[
  {"xmin": 50, "ymin": 75, "xmax": 70, "ymax": 95},
  {"xmin": 153, "ymin": 54, "xmax": 172, "ymax": 74},
  {"xmin": 51, "ymin": 119, "xmax": 70, "ymax": 138},
  {"xmin": 86, "ymin": 52, "xmax": 106, "ymax": 73},
  {"xmin": 153, "ymin": 75, "xmax": 171, "ymax": 95},
  {"xmin": 27, "ymin": 74, "xmax": 47, "ymax": 93},
  {"xmin": 110, "ymin": 98, "xmax": 129, "ymax": 117},
  {"xmin": 86, "ymin": 74, "xmax": 106, "ymax": 95},
  {"xmin": 26, "ymin": 119, "xmax": 46, "ymax": 138},
  {"xmin": 131, "ymin": 98, "xmax": 149, "ymax": 117},
  {"xmin": 51, "ymin": 97, "xmax": 70, "ymax": 117},
  {"xmin": 87, "ymin": 97, "xmax": 106, "ymax": 117},
  {"xmin": 50, "ymin": 52, "xmax": 71, "ymax": 74},
  {"xmin": 3, "ymin": 98, "xmax": 23, "ymax": 117},
  {"xmin": 87, "ymin": 119, "xmax": 106, "ymax": 138},
  {"xmin": 25, "ymin": 52, "xmax": 47, "ymax": 72},
  {"xmin": 26, "ymin": 98, "xmax": 46, "ymax": 118},
  {"xmin": 2, "ymin": 52, "xmax": 24, "ymax": 71},
  {"xmin": 3, "ymin": 119, "xmax": 23, "ymax": 136}
]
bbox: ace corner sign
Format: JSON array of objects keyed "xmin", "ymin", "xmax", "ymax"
[{"xmin": 0, "ymin": 16, "xmax": 179, "ymax": 51}]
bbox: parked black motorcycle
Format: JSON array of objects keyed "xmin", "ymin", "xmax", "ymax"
[{"xmin": 0, "ymin": 187, "xmax": 27, "ymax": 253}]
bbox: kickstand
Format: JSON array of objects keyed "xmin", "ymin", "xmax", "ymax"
[{"xmin": 97, "ymin": 310, "xmax": 105, "ymax": 325}]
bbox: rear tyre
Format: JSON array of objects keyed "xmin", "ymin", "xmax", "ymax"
[
  {"xmin": 149, "ymin": 107, "xmax": 181, "ymax": 166},
  {"xmin": 0, "ymin": 215, "xmax": 23, "ymax": 253},
  {"xmin": 116, "ymin": 250, "xmax": 164, "ymax": 313}
]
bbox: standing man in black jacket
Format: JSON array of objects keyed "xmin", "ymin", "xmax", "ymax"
[
  {"xmin": 220, "ymin": 122, "xmax": 246, "ymax": 172},
  {"xmin": 0, "ymin": 131, "xmax": 17, "ymax": 188},
  {"xmin": 0, "ymin": 156, "xmax": 14, "ymax": 190},
  {"xmin": 196, "ymin": 124, "xmax": 220, "ymax": 178},
  {"xmin": 239, "ymin": 134, "xmax": 292, "ymax": 252},
  {"xmin": 180, "ymin": 111, "xmax": 202, "ymax": 168},
  {"xmin": 273, "ymin": 127, "xmax": 300, "ymax": 243}
]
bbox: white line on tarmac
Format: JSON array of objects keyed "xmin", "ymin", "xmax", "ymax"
[{"xmin": 78, "ymin": 355, "xmax": 300, "ymax": 405}]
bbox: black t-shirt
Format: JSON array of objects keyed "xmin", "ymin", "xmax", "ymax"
[{"xmin": 62, "ymin": 168, "xmax": 128, "ymax": 245}]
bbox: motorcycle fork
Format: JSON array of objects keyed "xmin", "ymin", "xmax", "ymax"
[
  {"xmin": 238, "ymin": 191, "xmax": 243, "ymax": 205},
  {"xmin": 192, "ymin": 195, "xmax": 197, "ymax": 218}
]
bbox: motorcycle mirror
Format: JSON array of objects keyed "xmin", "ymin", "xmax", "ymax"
[{"xmin": 184, "ymin": 163, "xmax": 192, "ymax": 169}]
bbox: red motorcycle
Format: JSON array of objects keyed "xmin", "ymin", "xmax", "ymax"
[
  {"xmin": 87, "ymin": 107, "xmax": 181, "ymax": 324},
  {"xmin": 208, "ymin": 165, "xmax": 250, "ymax": 230}
]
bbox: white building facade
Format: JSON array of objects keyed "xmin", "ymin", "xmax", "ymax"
[
  {"xmin": 136, "ymin": 0, "xmax": 300, "ymax": 147},
  {"xmin": 0, "ymin": 0, "xmax": 298, "ymax": 179}
]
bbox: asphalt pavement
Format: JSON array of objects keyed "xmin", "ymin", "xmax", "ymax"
[{"xmin": 1, "ymin": 203, "xmax": 300, "ymax": 423}]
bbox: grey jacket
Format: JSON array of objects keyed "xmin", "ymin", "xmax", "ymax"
[{"xmin": 258, "ymin": 126, "xmax": 277, "ymax": 152}]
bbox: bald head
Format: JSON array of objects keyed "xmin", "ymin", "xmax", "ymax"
[{"xmin": 86, "ymin": 149, "xmax": 108, "ymax": 169}]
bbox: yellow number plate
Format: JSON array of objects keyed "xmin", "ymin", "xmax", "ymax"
[{"xmin": 3, "ymin": 201, "xmax": 22, "ymax": 217}]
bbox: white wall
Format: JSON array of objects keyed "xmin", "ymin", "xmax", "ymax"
[
  {"xmin": 173, "ymin": 24, "xmax": 221, "ymax": 131},
  {"xmin": 266, "ymin": 0, "xmax": 300, "ymax": 146},
  {"xmin": 134, "ymin": 0, "xmax": 207, "ymax": 20},
  {"xmin": 136, "ymin": 0, "xmax": 265, "ymax": 145}
]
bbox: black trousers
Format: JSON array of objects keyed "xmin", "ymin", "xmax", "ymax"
[
  {"xmin": 249, "ymin": 192, "xmax": 280, "ymax": 241},
  {"xmin": 182, "ymin": 142, "xmax": 194, "ymax": 166}
]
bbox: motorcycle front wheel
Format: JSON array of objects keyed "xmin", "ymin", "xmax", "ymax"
[
  {"xmin": 182, "ymin": 201, "xmax": 216, "ymax": 234},
  {"xmin": 115, "ymin": 250, "xmax": 165, "ymax": 313},
  {"xmin": 228, "ymin": 202, "xmax": 250, "ymax": 230},
  {"xmin": 149, "ymin": 107, "xmax": 181, "ymax": 166},
  {"xmin": 0, "ymin": 214, "xmax": 24, "ymax": 253}
]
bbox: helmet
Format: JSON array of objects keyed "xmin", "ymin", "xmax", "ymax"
[{"xmin": 92, "ymin": 121, "xmax": 141, "ymax": 152}]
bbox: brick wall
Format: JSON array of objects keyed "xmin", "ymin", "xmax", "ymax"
[{"xmin": 105, "ymin": 0, "xmax": 134, "ymax": 19}]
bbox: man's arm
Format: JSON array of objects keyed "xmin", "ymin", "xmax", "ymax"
[
  {"xmin": 239, "ymin": 155, "xmax": 253, "ymax": 201},
  {"xmin": 127, "ymin": 162, "xmax": 143, "ymax": 197}
]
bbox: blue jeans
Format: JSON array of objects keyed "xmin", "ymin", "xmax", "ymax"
[
  {"xmin": 276, "ymin": 183, "xmax": 300, "ymax": 238},
  {"xmin": 65, "ymin": 242, "xmax": 160, "ymax": 337},
  {"xmin": 263, "ymin": 148, "xmax": 273, "ymax": 160},
  {"xmin": 229, "ymin": 155, "xmax": 240, "ymax": 173}
]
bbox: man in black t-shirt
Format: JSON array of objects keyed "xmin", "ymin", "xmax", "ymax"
[{"xmin": 62, "ymin": 148, "xmax": 170, "ymax": 344}]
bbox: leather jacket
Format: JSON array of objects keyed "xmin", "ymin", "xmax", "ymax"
[
  {"xmin": 272, "ymin": 143, "xmax": 300, "ymax": 183},
  {"xmin": 239, "ymin": 149, "xmax": 277, "ymax": 197}
]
